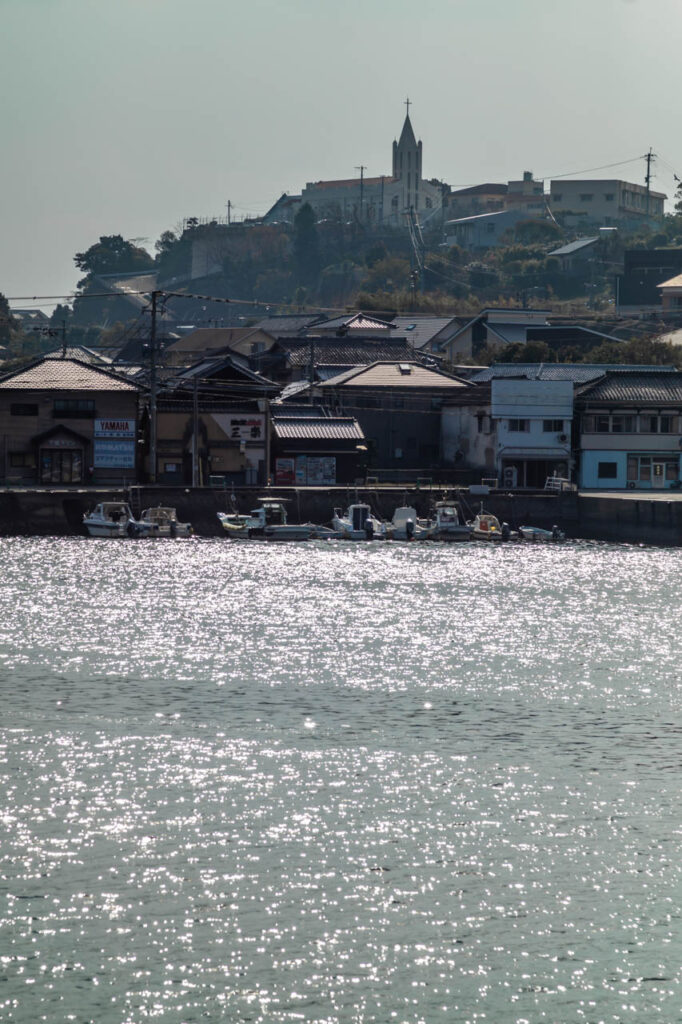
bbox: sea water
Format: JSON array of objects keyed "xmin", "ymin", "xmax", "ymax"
[{"xmin": 1, "ymin": 537, "xmax": 682, "ymax": 1023}]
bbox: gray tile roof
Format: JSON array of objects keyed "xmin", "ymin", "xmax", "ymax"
[
  {"xmin": 390, "ymin": 316, "xmax": 454, "ymax": 349},
  {"xmin": 272, "ymin": 417, "xmax": 365, "ymax": 441},
  {"xmin": 288, "ymin": 341, "xmax": 418, "ymax": 366},
  {"xmin": 252, "ymin": 315, "xmax": 326, "ymax": 336},
  {"xmin": 578, "ymin": 371, "xmax": 682, "ymax": 404},
  {"xmin": 472, "ymin": 363, "xmax": 678, "ymax": 384},
  {"xmin": 320, "ymin": 362, "xmax": 470, "ymax": 389}
]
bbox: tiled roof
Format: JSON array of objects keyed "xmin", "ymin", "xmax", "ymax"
[
  {"xmin": 391, "ymin": 316, "xmax": 454, "ymax": 349},
  {"xmin": 252, "ymin": 315, "xmax": 325, "ymax": 336},
  {"xmin": 578, "ymin": 371, "xmax": 682, "ymax": 404},
  {"xmin": 0, "ymin": 357, "xmax": 140, "ymax": 391},
  {"xmin": 272, "ymin": 417, "xmax": 365, "ymax": 441},
  {"xmin": 471, "ymin": 363, "xmax": 678, "ymax": 384},
  {"xmin": 164, "ymin": 327, "xmax": 262, "ymax": 353},
  {"xmin": 44, "ymin": 345, "xmax": 114, "ymax": 365},
  {"xmin": 658, "ymin": 274, "xmax": 682, "ymax": 288},
  {"xmin": 312, "ymin": 313, "xmax": 395, "ymax": 332},
  {"xmin": 320, "ymin": 362, "xmax": 470, "ymax": 389},
  {"xmin": 288, "ymin": 342, "xmax": 417, "ymax": 366}
]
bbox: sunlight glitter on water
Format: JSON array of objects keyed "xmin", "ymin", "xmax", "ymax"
[{"xmin": 2, "ymin": 537, "xmax": 682, "ymax": 1022}]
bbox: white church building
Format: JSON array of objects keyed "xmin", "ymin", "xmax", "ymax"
[{"xmin": 264, "ymin": 106, "xmax": 448, "ymax": 230}]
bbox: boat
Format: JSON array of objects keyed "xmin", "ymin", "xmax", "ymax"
[
  {"xmin": 83, "ymin": 501, "xmax": 143, "ymax": 538},
  {"xmin": 139, "ymin": 506, "xmax": 193, "ymax": 538},
  {"xmin": 331, "ymin": 503, "xmax": 390, "ymax": 540},
  {"xmin": 468, "ymin": 510, "xmax": 514, "ymax": 542},
  {"xmin": 390, "ymin": 505, "xmax": 436, "ymax": 541},
  {"xmin": 217, "ymin": 497, "xmax": 313, "ymax": 540},
  {"xmin": 431, "ymin": 500, "xmax": 473, "ymax": 542},
  {"xmin": 518, "ymin": 524, "xmax": 565, "ymax": 542}
]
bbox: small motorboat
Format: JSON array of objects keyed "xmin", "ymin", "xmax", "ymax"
[
  {"xmin": 519, "ymin": 524, "xmax": 565, "ymax": 542},
  {"xmin": 139, "ymin": 506, "xmax": 193, "ymax": 537},
  {"xmin": 468, "ymin": 511, "xmax": 514, "ymax": 542},
  {"xmin": 83, "ymin": 502, "xmax": 142, "ymax": 538},
  {"xmin": 390, "ymin": 506, "xmax": 435, "ymax": 541},
  {"xmin": 218, "ymin": 498, "xmax": 313, "ymax": 540},
  {"xmin": 332, "ymin": 503, "xmax": 390, "ymax": 540},
  {"xmin": 431, "ymin": 501, "xmax": 472, "ymax": 542}
]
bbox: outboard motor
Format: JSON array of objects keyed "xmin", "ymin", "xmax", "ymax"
[
  {"xmin": 364, "ymin": 518, "xmax": 375, "ymax": 540},
  {"xmin": 126, "ymin": 520, "xmax": 140, "ymax": 539},
  {"xmin": 552, "ymin": 524, "xmax": 561, "ymax": 540},
  {"xmin": 501, "ymin": 521, "xmax": 511, "ymax": 542},
  {"xmin": 405, "ymin": 518, "xmax": 415, "ymax": 541},
  {"xmin": 170, "ymin": 519, "xmax": 178, "ymax": 539}
]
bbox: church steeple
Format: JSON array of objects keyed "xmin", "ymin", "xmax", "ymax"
[{"xmin": 392, "ymin": 99, "xmax": 422, "ymax": 186}]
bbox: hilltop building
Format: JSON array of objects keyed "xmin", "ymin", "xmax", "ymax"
[{"xmin": 264, "ymin": 105, "xmax": 448, "ymax": 230}]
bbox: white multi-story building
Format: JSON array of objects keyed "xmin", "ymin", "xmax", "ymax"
[{"xmin": 549, "ymin": 179, "xmax": 665, "ymax": 228}]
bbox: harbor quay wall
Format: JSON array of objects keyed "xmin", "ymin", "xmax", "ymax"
[
  {"xmin": 0, "ymin": 485, "xmax": 580, "ymax": 538},
  {"xmin": 577, "ymin": 493, "xmax": 682, "ymax": 546}
]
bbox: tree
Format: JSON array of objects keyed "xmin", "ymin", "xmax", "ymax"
[
  {"xmin": 74, "ymin": 234, "xmax": 154, "ymax": 287},
  {"xmin": 293, "ymin": 203, "xmax": 320, "ymax": 286},
  {"xmin": 0, "ymin": 292, "xmax": 17, "ymax": 344}
]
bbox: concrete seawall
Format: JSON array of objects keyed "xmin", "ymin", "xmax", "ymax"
[{"xmin": 0, "ymin": 485, "xmax": 580, "ymax": 538}]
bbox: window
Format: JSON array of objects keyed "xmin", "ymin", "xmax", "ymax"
[
  {"xmin": 604, "ymin": 193, "xmax": 615, "ymax": 202},
  {"xmin": 553, "ymin": 193, "xmax": 562, "ymax": 202},
  {"xmin": 640, "ymin": 414, "xmax": 659, "ymax": 433},
  {"xmin": 659, "ymin": 415, "xmax": 677, "ymax": 433},
  {"xmin": 487, "ymin": 222, "xmax": 496, "ymax": 233},
  {"xmin": 9, "ymin": 452, "xmax": 36, "ymax": 468},
  {"xmin": 543, "ymin": 419, "xmax": 564, "ymax": 432},
  {"xmin": 580, "ymin": 193, "xmax": 594, "ymax": 202},
  {"xmin": 596, "ymin": 414, "xmax": 610, "ymax": 432},
  {"xmin": 598, "ymin": 462, "xmax": 618, "ymax": 479},
  {"xmin": 610, "ymin": 415, "xmax": 634, "ymax": 433},
  {"xmin": 508, "ymin": 419, "xmax": 529, "ymax": 432},
  {"xmin": 54, "ymin": 399, "xmax": 95, "ymax": 418},
  {"xmin": 582, "ymin": 414, "xmax": 595, "ymax": 432},
  {"xmin": 11, "ymin": 403, "xmax": 38, "ymax": 416}
]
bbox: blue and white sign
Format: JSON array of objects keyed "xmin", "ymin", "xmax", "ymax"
[{"xmin": 94, "ymin": 439, "xmax": 136, "ymax": 469}]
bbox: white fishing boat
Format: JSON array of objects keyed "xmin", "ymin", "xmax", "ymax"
[
  {"xmin": 331, "ymin": 503, "xmax": 390, "ymax": 540},
  {"xmin": 83, "ymin": 501, "xmax": 141, "ymax": 538},
  {"xmin": 468, "ymin": 510, "xmax": 513, "ymax": 542},
  {"xmin": 139, "ymin": 506, "xmax": 193, "ymax": 537},
  {"xmin": 518, "ymin": 524, "xmax": 565, "ymax": 542},
  {"xmin": 390, "ymin": 505, "xmax": 436, "ymax": 541},
  {"xmin": 217, "ymin": 498, "xmax": 313, "ymax": 540},
  {"xmin": 431, "ymin": 500, "xmax": 473, "ymax": 541}
]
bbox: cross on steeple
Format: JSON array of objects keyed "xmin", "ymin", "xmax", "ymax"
[{"xmin": 405, "ymin": 96, "xmax": 411, "ymax": 116}]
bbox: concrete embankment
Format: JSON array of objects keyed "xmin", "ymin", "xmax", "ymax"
[
  {"xmin": 7, "ymin": 485, "xmax": 682, "ymax": 544},
  {"xmin": 0, "ymin": 485, "xmax": 579, "ymax": 538}
]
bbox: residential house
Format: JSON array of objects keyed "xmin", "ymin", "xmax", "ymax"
[
  {"xmin": 576, "ymin": 371, "xmax": 682, "ymax": 490},
  {"xmin": 0, "ymin": 357, "xmax": 141, "ymax": 485},
  {"xmin": 616, "ymin": 249, "xmax": 682, "ymax": 309},
  {"xmin": 155, "ymin": 355, "xmax": 279, "ymax": 485},
  {"xmin": 270, "ymin": 405, "xmax": 366, "ymax": 485},
  {"xmin": 657, "ymin": 274, "xmax": 682, "ymax": 312},
  {"xmin": 549, "ymin": 179, "xmax": 665, "ymax": 229},
  {"xmin": 298, "ymin": 361, "xmax": 472, "ymax": 474},
  {"xmin": 547, "ymin": 237, "xmax": 600, "ymax": 273},
  {"xmin": 444, "ymin": 208, "xmax": 541, "ymax": 250}
]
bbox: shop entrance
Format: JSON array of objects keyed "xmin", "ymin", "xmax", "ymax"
[{"xmin": 40, "ymin": 449, "xmax": 83, "ymax": 484}]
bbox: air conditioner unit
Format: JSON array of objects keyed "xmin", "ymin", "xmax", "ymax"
[
  {"xmin": 558, "ymin": 433, "xmax": 568, "ymax": 442},
  {"xmin": 502, "ymin": 466, "xmax": 518, "ymax": 488}
]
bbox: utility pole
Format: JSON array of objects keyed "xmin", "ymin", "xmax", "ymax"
[
  {"xmin": 192, "ymin": 375, "xmax": 199, "ymax": 487},
  {"xmin": 226, "ymin": 200, "xmax": 232, "ymax": 225},
  {"xmin": 309, "ymin": 336, "xmax": 316, "ymax": 404},
  {"xmin": 60, "ymin": 319, "xmax": 67, "ymax": 359},
  {"xmin": 645, "ymin": 148, "xmax": 654, "ymax": 219},
  {"xmin": 355, "ymin": 165, "xmax": 366, "ymax": 222},
  {"xmin": 149, "ymin": 290, "xmax": 159, "ymax": 485}
]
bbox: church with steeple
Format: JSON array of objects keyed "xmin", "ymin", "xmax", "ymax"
[{"xmin": 265, "ymin": 104, "xmax": 448, "ymax": 230}]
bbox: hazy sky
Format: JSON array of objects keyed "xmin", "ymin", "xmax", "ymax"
[{"xmin": 2, "ymin": 0, "xmax": 681, "ymax": 309}]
